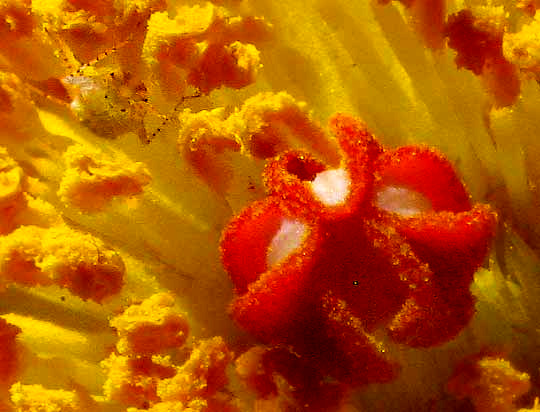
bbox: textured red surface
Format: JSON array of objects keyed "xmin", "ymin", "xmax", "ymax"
[{"xmin": 221, "ymin": 113, "xmax": 497, "ymax": 389}]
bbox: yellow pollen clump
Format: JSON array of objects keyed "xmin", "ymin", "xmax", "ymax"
[
  {"xmin": 156, "ymin": 337, "xmax": 233, "ymax": 403},
  {"xmin": 0, "ymin": 148, "xmax": 60, "ymax": 234},
  {"xmin": 101, "ymin": 353, "xmax": 176, "ymax": 408},
  {"xmin": 102, "ymin": 295, "xmax": 241, "ymax": 411},
  {"xmin": 0, "ymin": 72, "xmax": 48, "ymax": 140},
  {"xmin": 127, "ymin": 399, "xmax": 208, "ymax": 412},
  {"xmin": 504, "ymin": 15, "xmax": 540, "ymax": 75},
  {"xmin": 141, "ymin": 3, "xmax": 269, "ymax": 98},
  {"xmin": 447, "ymin": 354, "xmax": 532, "ymax": 412},
  {"xmin": 142, "ymin": 6, "xmax": 217, "ymax": 69},
  {"xmin": 9, "ymin": 383, "xmax": 95, "ymax": 412},
  {"xmin": 177, "ymin": 91, "xmax": 339, "ymax": 197},
  {"xmin": 469, "ymin": 5, "xmax": 508, "ymax": 33},
  {"xmin": 0, "ymin": 224, "xmax": 125, "ymax": 302},
  {"xmin": 110, "ymin": 292, "xmax": 189, "ymax": 355},
  {"xmin": 58, "ymin": 144, "xmax": 152, "ymax": 212}
]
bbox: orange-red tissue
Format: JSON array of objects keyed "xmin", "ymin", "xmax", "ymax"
[
  {"xmin": 110, "ymin": 293, "xmax": 189, "ymax": 356},
  {"xmin": 0, "ymin": 225, "xmax": 124, "ymax": 302},
  {"xmin": 220, "ymin": 113, "xmax": 498, "ymax": 391}
]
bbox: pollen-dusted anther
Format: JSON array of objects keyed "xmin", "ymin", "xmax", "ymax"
[
  {"xmin": 156, "ymin": 337, "xmax": 233, "ymax": 404},
  {"xmin": 102, "ymin": 292, "xmax": 194, "ymax": 409},
  {"xmin": 0, "ymin": 147, "xmax": 61, "ymax": 235},
  {"xmin": 503, "ymin": 15, "xmax": 540, "ymax": 76},
  {"xmin": 445, "ymin": 8, "xmax": 520, "ymax": 107},
  {"xmin": 101, "ymin": 353, "xmax": 176, "ymax": 408},
  {"xmin": 102, "ymin": 292, "xmax": 244, "ymax": 411},
  {"xmin": 235, "ymin": 92, "xmax": 341, "ymax": 164},
  {"xmin": 58, "ymin": 144, "xmax": 152, "ymax": 212},
  {"xmin": 0, "ymin": 1, "xmax": 81, "ymax": 82},
  {"xmin": 177, "ymin": 108, "xmax": 242, "ymax": 196},
  {"xmin": 30, "ymin": 0, "xmax": 165, "ymax": 71},
  {"xmin": 0, "ymin": 225, "xmax": 125, "ymax": 302},
  {"xmin": 187, "ymin": 41, "xmax": 261, "ymax": 94},
  {"xmin": 142, "ymin": 4, "xmax": 270, "ymax": 99},
  {"xmin": 447, "ymin": 353, "xmax": 532, "ymax": 412},
  {"xmin": 110, "ymin": 293, "xmax": 190, "ymax": 356},
  {"xmin": 0, "ymin": 72, "xmax": 48, "ymax": 140},
  {"xmin": 178, "ymin": 92, "xmax": 341, "ymax": 197},
  {"xmin": 126, "ymin": 400, "xmax": 209, "ymax": 412},
  {"xmin": 221, "ymin": 112, "xmax": 498, "ymax": 388},
  {"xmin": 9, "ymin": 383, "xmax": 98, "ymax": 412}
]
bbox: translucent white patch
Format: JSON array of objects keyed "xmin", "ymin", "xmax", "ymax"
[
  {"xmin": 375, "ymin": 185, "xmax": 432, "ymax": 217},
  {"xmin": 64, "ymin": 76, "xmax": 99, "ymax": 114},
  {"xmin": 309, "ymin": 168, "xmax": 350, "ymax": 206},
  {"xmin": 266, "ymin": 218, "xmax": 307, "ymax": 267},
  {"xmin": 63, "ymin": 76, "xmax": 98, "ymax": 96}
]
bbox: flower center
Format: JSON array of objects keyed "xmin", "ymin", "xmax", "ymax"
[
  {"xmin": 266, "ymin": 218, "xmax": 307, "ymax": 267},
  {"xmin": 375, "ymin": 185, "xmax": 432, "ymax": 217},
  {"xmin": 309, "ymin": 168, "xmax": 350, "ymax": 206}
]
